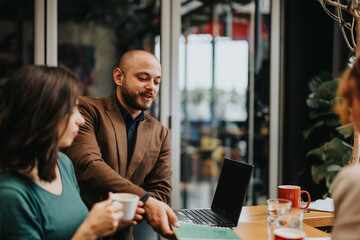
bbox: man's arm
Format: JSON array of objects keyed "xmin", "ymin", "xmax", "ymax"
[
  {"xmin": 64, "ymin": 97, "xmax": 179, "ymax": 237},
  {"xmin": 138, "ymin": 121, "xmax": 179, "ymax": 237},
  {"xmin": 141, "ymin": 128, "xmax": 172, "ymax": 203},
  {"xmin": 63, "ymin": 99, "xmax": 148, "ymax": 205}
]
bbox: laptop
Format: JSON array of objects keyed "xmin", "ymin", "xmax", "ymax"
[{"xmin": 175, "ymin": 158, "xmax": 254, "ymax": 228}]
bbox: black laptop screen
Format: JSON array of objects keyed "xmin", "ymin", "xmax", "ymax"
[{"xmin": 211, "ymin": 159, "xmax": 253, "ymax": 224}]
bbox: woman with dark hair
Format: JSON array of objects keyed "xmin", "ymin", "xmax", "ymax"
[
  {"xmin": 332, "ymin": 57, "xmax": 360, "ymax": 239},
  {"xmin": 0, "ymin": 65, "xmax": 126, "ymax": 239}
]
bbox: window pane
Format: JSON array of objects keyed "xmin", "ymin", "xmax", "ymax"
[
  {"xmin": 0, "ymin": 0, "xmax": 34, "ymax": 83},
  {"xmin": 180, "ymin": 0, "xmax": 271, "ymax": 208},
  {"xmin": 58, "ymin": 0, "xmax": 161, "ymax": 118}
]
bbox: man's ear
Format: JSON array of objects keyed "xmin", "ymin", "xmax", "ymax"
[{"xmin": 113, "ymin": 67, "xmax": 123, "ymax": 86}]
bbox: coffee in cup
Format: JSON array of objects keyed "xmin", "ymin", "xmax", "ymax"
[
  {"xmin": 110, "ymin": 193, "xmax": 139, "ymax": 220},
  {"xmin": 274, "ymin": 228, "xmax": 306, "ymax": 240},
  {"xmin": 278, "ymin": 185, "xmax": 310, "ymax": 209}
]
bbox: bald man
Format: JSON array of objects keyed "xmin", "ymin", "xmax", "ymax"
[{"xmin": 63, "ymin": 50, "xmax": 179, "ymax": 240}]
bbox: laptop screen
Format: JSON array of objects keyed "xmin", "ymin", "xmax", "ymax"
[{"xmin": 211, "ymin": 159, "xmax": 254, "ymax": 225}]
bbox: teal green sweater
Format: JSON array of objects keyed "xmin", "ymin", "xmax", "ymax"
[{"xmin": 0, "ymin": 152, "xmax": 89, "ymax": 239}]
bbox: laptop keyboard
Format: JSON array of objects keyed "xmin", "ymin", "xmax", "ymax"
[{"xmin": 180, "ymin": 209, "xmax": 228, "ymax": 225}]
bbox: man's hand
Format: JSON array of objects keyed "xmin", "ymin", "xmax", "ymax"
[{"xmin": 143, "ymin": 197, "xmax": 180, "ymax": 238}]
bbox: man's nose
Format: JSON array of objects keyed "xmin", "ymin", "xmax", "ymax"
[{"xmin": 145, "ymin": 80, "xmax": 156, "ymax": 90}]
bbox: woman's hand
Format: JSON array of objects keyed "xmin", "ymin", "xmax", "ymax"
[{"xmin": 72, "ymin": 193, "xmax": 123, "ymax": 240}]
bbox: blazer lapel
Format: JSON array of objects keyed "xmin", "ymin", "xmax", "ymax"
[
  {"xmin": 104, "ymin": 94, "xmax": 128, "ymax": 177},
  {"xmin": 126, "ymin": 117, "xmax": 151, "ymax": 178}
]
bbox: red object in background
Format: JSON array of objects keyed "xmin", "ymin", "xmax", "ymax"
[
  {"xmin": 278, "ymin": 185, "xmax": 311, "ymax": 209},
  {"xmin": 203, "ymin": 21, "xmax": 223, "ymax": 37},
  {"xmin": 202, "ymin": 19, "xmax": 250, "ymax": 39},
  {"xmin": 199, "ymin": 17, "xmax": 268, "ymax": 41},
  {"xmin": 232, "ymin": 20, "xmax": 249, "ymax": 39}
]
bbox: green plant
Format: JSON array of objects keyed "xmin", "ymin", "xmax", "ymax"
[{"xmin": 304, "ymin": 72, "xmax": 353, "ymax": 198}]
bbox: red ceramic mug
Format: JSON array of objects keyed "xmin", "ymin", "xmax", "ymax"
[{"xmin": 278, "ymin": 185, "xmax": 311, "ymax": 209}]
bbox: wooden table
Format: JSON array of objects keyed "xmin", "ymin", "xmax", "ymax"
[
  {"xmin": 234, "ymin": 222, "xmax": 330, "ymax": 240},
  {"xmin": 239, "ymin": 205, "xmax": 334, "ymax": 227},
  {"xmin": 234, "ymin": 205, "xmax": 333, "ymax": 239}
]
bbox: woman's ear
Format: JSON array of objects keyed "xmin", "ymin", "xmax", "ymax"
[{"xmin": 113, "ymin": 68, "xmax": 123, "ymax": 86}]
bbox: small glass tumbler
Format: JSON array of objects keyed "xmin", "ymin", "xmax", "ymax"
[
  {"xmin": 267, "ymin": 198, "xmax": 292, "ymax": 240},
  {"xmin": 278, "ymin": 209, "xmax": 304, "ymax": 231}
]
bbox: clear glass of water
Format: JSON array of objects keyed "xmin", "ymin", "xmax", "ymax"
[
  {"xmin": 267, "ymin": 198, "xmax": 292, "ymax": 240},
  {"xmin": 278, "ymin": 209, "xmax": 304, "ymax": 230}
]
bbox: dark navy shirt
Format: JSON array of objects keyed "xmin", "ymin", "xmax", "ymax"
[{"xmin": 116, "ymin": 97, "xmax": 145, "ymax": 167}]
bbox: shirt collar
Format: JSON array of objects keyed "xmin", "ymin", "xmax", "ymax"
[{"xmin": 116, "ymin": 95, "xmax": 145, "ymax": 123}]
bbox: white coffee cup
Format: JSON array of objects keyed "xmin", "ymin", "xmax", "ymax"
[{"xmin": 110, "ymin": 193, "xmax": 139, "ymax": 220}]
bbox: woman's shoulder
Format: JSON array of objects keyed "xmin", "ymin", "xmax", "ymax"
[
  {"xmin": 0, "ymin": 172, "xmax": 32, "ymax": 199},
  {"xmin": 335, "ymin": 165, "xmax": 360, "ymax": 184},
  {"xmin": 57, "ymin": 152, "xmax": 77, "ymax": 181},
  {"xmin": 57, "ymin": 152, "xmax": 73, "ymax": 168}
]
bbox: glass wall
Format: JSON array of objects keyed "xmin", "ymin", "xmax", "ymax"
[
  {"xmin": 0, "ymin": 0, "xmax": 34, "ymax": 83},
  {"xmin": 0, "ymin": 0, "xmax": 272, "ymax": 211},
  {"xmin": 179, "ymin": 0, "xmax": 271, "ymax": 208},
  {"xmin": 58, "ymin": 1, "xmax": 161, "ymax": 238},
  {"xmin": 58, "ymin": 0, "xmax": 161, "ymax": 118}
]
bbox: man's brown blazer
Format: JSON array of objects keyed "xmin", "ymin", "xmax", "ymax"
[{"xmin": 63, "ymin": 93, "xmax": 172, "ymax": 239}]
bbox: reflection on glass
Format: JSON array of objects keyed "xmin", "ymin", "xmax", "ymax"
[
  {"xmin": 215, "ymin": 38, "xmax": 248, "ymax": 122},
  {"xmin": 58, "ymin": 0, "xmax": 161, "ymax": 110},
  {"xmin": 179, "ymin": 0, "xmax": 270, "ymax": 209},
  {"xmin": 0, "ymin": 0, "xmax": 34, "ymax": 83},
  {"xmin": 58, "ymin": 1, "xmax": 161, "ymax": 239},
  {"xmin": 181, "ymin": 34, "xmax": 213, "ymax": 122}
]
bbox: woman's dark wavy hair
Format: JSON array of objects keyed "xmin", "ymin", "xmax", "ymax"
[{"xmin": 0, "ymin": 65, "xmax": 81, "ymax": 182}]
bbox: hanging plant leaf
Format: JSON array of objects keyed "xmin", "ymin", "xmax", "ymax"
[
  {"xmin": 326, "ymin": 164, "xmax": 342, "ymax": 172},
  {"xmin": 303, "ymin": 121, "xmax": 324, "ymax": 140},
  {"xmin": 311, "ymin": 149, "xmax": 350, "ymax": 186},
  {"xmin": 307, "ymin": 137, "xmax": 352, "ymax": 162},
  {"xmin": 306, "ymin": 78, "xmax": 339, "ymax": 111},
  {"xmin": 310, "ymin": 138, "xmax": 351, "ymax": 190},
  {"xmin": 308, "ymin": 72, "xmax": 332, "ymax": 92},
  {"xmin": 306, "ymin": 96, "xmax": 320, "ymax": 109},
  {"xmin": 323, "ymin": 117, "xmax": 341, "ymax": 127},
  {"xmin": 316, "ymin": 79, "xmax": 339, "ymax": 102},
  {"xmin": 310, "ymin": 5, "xmax": 355, "ymax": 198},
  {"xmin": 309, "ymin": 111, "xmax": 335, "ymax": 120},
  {"xmin": 336, "ymin": 123, "xmax": 354, "ymax": 138},
  {"xmin": 326, "ymin": 171, "xmax": 339, "ymax": 193},
  {"xmin": 342, "ymin": 148, "xmax": 352, "ymax": 165},
  {"xmin": 327, "ymin": 173, "xmax": 337, "ymax": 195},
  {"xmin": 312, "ymin": 163, "xmax": 330, "ymax": 185}
]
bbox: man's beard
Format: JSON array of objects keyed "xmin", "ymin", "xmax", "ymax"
[{"xmin": 121, "ymin": 80, "xmax": 155, "ymax": 111}]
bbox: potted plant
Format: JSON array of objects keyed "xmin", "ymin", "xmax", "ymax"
[{"xmin": 304, "ymin": 71, "xmax": 353, "ymax": 197}]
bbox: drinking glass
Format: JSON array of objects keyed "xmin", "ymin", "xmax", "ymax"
[
  {"xmin": 273, "ymin": 209, "xmax": 305, "ymax": 240},
  {"xmin": 278, "ymin": 209, "xmax": 304, "ymax": 230},
  {"xmin": 267, "ymin": 198, "xmax": 292, "ymax": 240}
]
